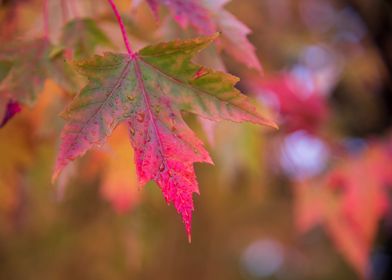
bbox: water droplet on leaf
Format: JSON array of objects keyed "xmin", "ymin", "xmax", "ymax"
[{"xmin": 136, "ymin": 112, "xmax": 145, "ymax": 122}]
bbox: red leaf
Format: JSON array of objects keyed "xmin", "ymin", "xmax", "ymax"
[
  {"xmin": 145, "ymin": 0, "xmax": 216, "ymax": 34},
  {"xmin": 294, "ymin": 139, "xmax": 392, "ymax": 276},
  {"xmin": 248, "ymin": 73, "xmax": 329, "ymax": 133},
  {"xmin": 140, "ymin": 0, "xmax": 262, "ymax": 71},
  {"xmin": 53, "ymin": 35, "xmax": 276, "ymax": 239}
]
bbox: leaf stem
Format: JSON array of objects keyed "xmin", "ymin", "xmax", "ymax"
[
  {"xmin": 107, "ymin": 0, "xmax": 135, "ymax": 57},
  {"xmin": 43, "ymin": 0, "xmax": 49, "ymax": 39}
]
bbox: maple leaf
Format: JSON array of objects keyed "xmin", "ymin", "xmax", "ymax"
[
  {"xmin": 61, "ymin": 18, "xmax": 112, "ymax": 59},
  {"xmin": 53, "ymin": 34, "xmax": 276, "ymax": 239},
  {"xmin": 0, "ymin": 38, "xmax": 79, "ymax": 104},
  {"xmin": 201, "ymin": 0, "xmax": 262, "ymax": 71},
  {"xmin": 142, "ymin": 0, "xmax": 216, "ymax": 34},
  {"xmin": 295, "ymin": 141, "xmax": 392, "ymax": 277},
  {"xmin": 0, "ymin": 38, "xmax": 80, "ymax": 126},
  {"xmin": 0, "ymin": 39, "xmax": 51, "ymax": 106},
  {"xmin": 138, "ymin": 0, "xmax": 261, "ymax": 71}
]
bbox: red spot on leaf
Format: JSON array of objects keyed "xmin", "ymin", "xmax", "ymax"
[{"xmin": 194, "ymin": 67, "xmax": 208, "ymax": 79}]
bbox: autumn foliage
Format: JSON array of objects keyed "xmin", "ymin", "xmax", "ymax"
[{"xmin": 1, "ymin": 0, "xmax": 392, "ymax": 279}]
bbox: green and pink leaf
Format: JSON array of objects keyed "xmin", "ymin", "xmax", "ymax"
[{"xmin": 53, "ymin": 34, "xmax": 276, "ymax": 238}]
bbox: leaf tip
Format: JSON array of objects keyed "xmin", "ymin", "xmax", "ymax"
[
  {"xmin": 197, "ymin": 32, "xmax": 220, "ymax": 47},
  {"xmin": 206, "ymin": 32, "xmax": 220, "ymax": 44},
  {"xmin": 269, "ymin": 120, "xmax": 279, "ymax": 130},
  {"xmin": 51, "ymin": 162, "xmax": 65, "ymax": 184},
  {"xmin": 213, "ymin": 31, "xmax": 221, "ymax": 38},
  {"xmin": 58, "ymin": 107, "xmax": 70, "ymax": 119},
  {"xmin": 51, "ymin": 170, "xmax": 60, "ymax": 184},
  {"xmin": 253, "ymin": 61, "xmax": 264, "ymax": 74},
  {"xmin": 0, "ymin": 100, "xmax": 22, "ymax": 128}
]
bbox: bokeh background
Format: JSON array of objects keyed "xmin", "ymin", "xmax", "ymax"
[{"xmin": 1, "ymin": 0, "xmax": 392, "ymax": 279}]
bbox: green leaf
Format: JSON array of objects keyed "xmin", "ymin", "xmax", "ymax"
[
  {"xmin": 0, "ymin": 38, "xmax": 80, "ymax": 106},
  {"xmin": 0, "ymin": 39, "xmax": 50, "ymax": 105},
  {"xmin": 48, "ymin": 49, "xmax": 80, "ymax": 93},
  {"xmin": 61, "ymin": 18, "xmax": 112, "ymax": 59}
]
